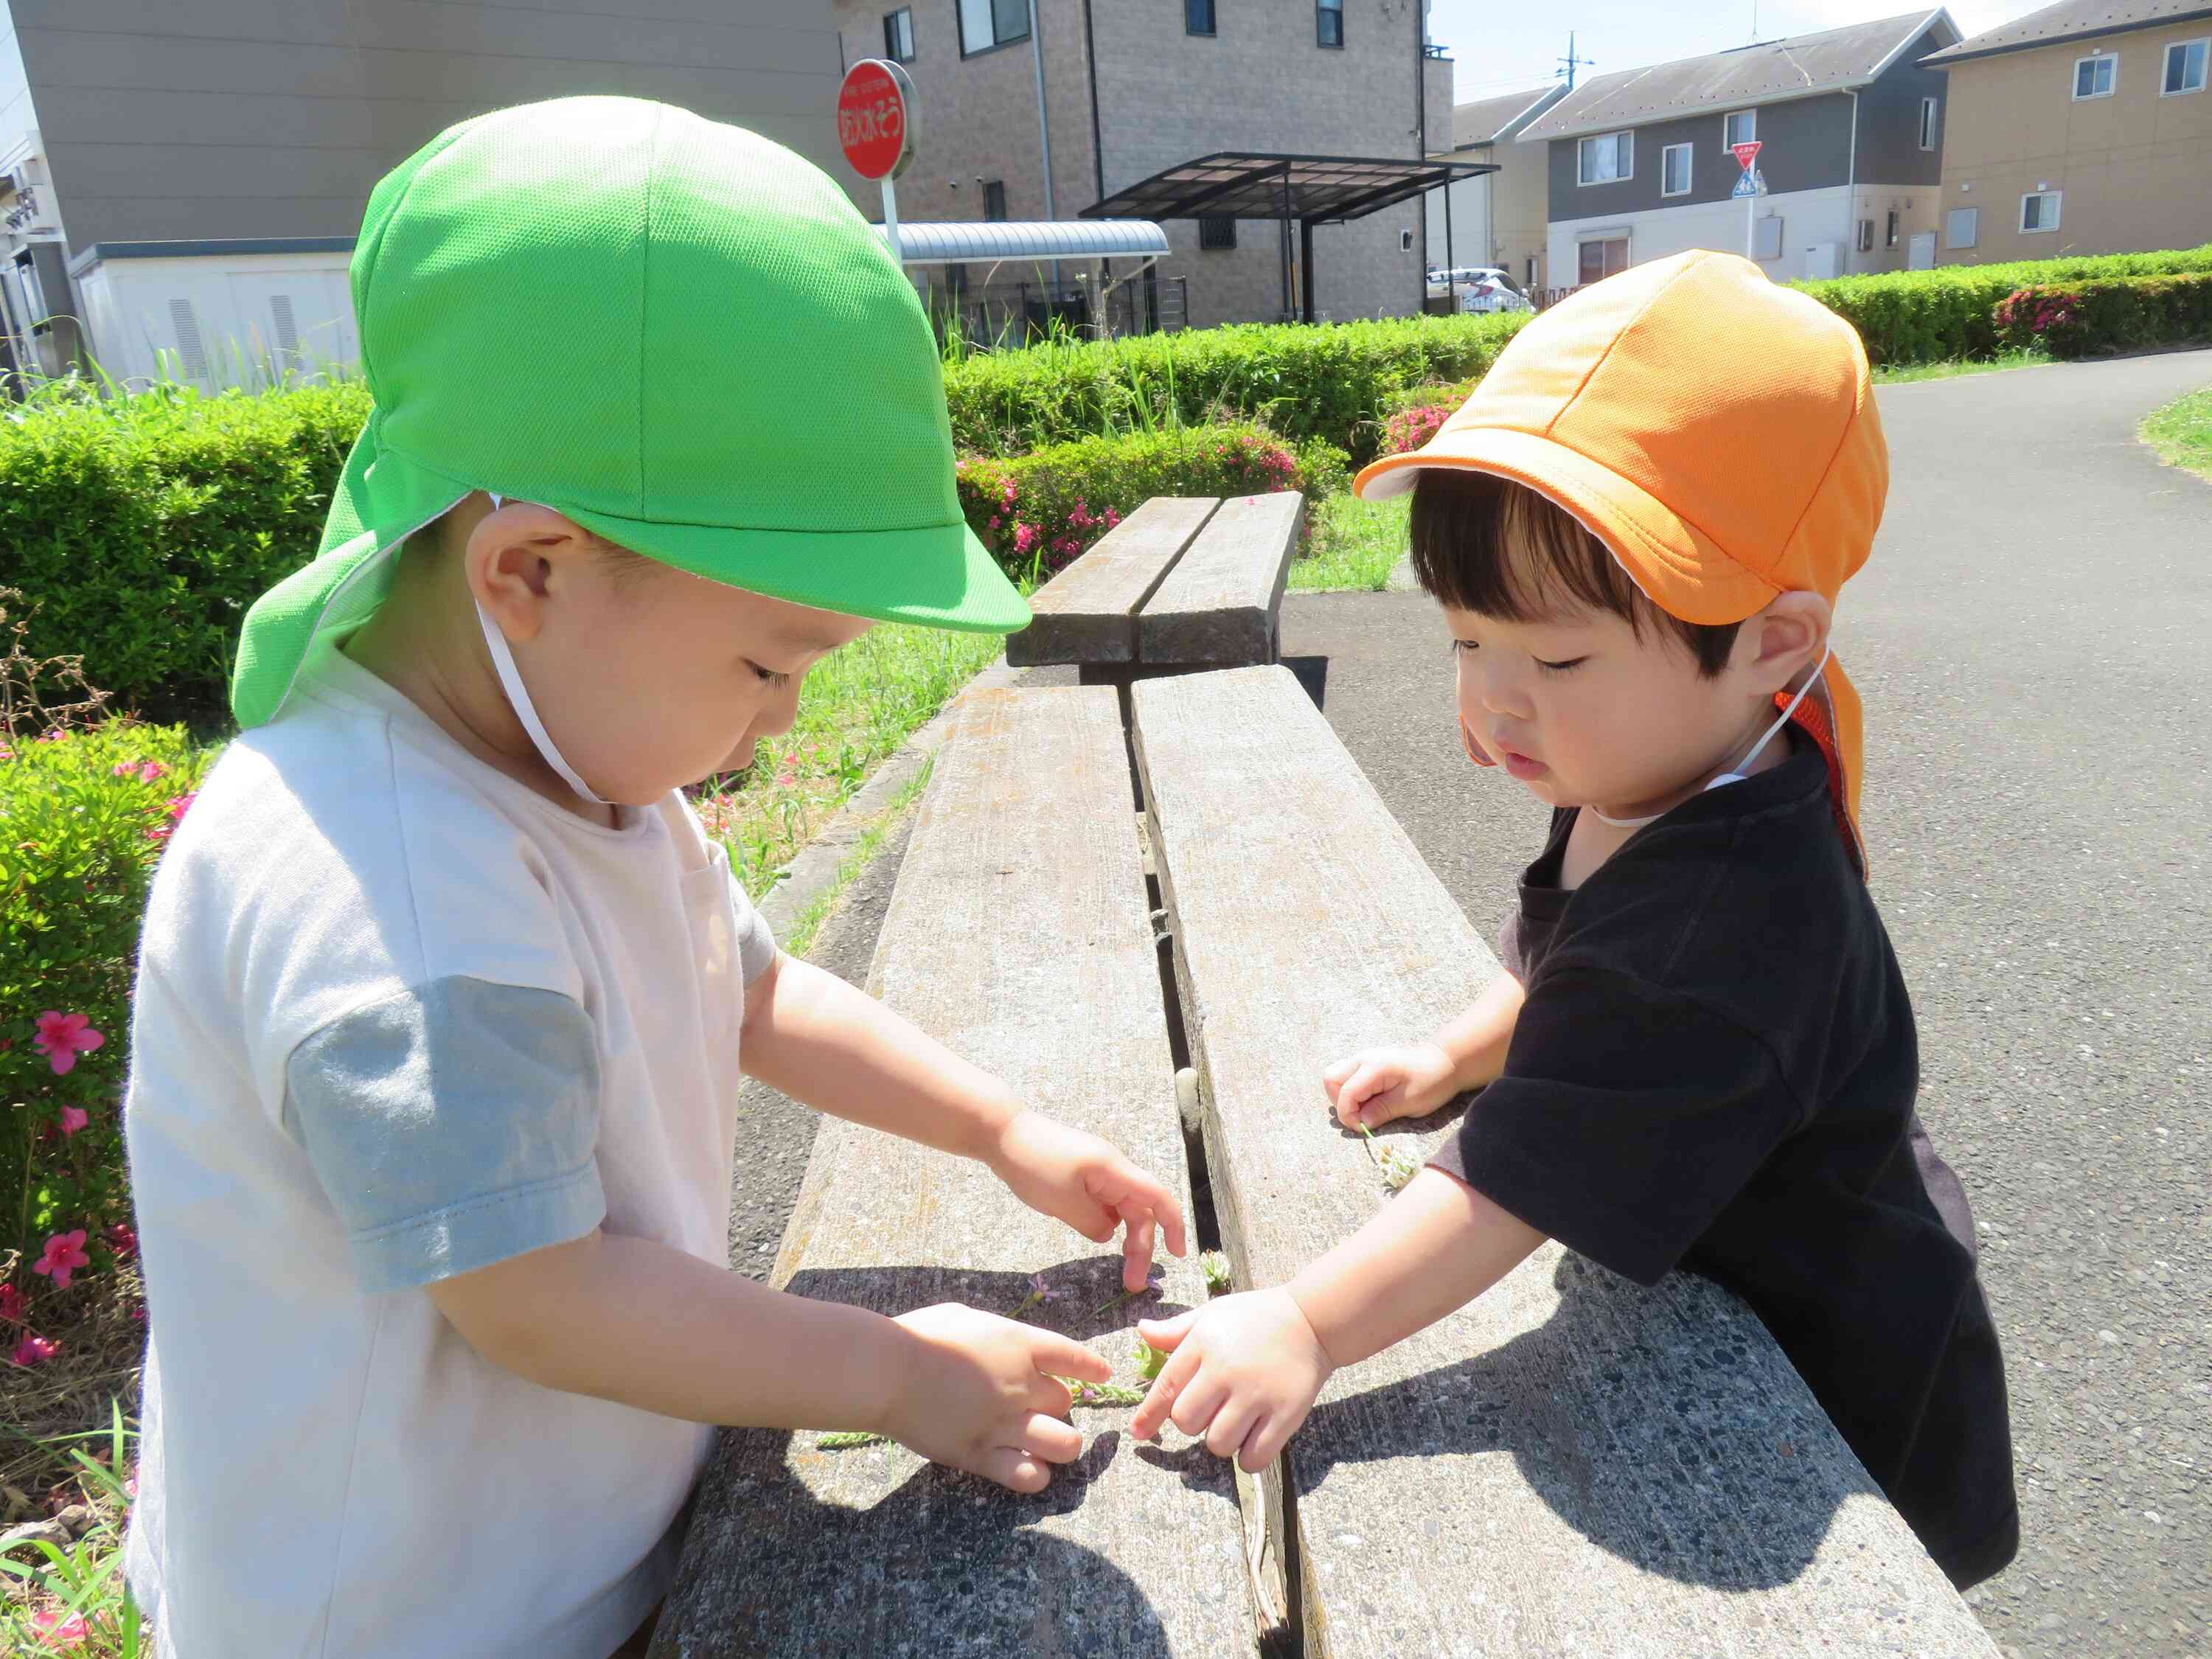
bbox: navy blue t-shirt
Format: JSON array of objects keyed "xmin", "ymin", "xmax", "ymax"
[{"xmin": 1433, "ymin": 732, "xmax": 2020, "ymax": 1590}]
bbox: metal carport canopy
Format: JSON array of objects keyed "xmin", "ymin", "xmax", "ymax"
[{"xmin": 1080, "ymin": 151, "xmax": 1496, "ymax": 321}]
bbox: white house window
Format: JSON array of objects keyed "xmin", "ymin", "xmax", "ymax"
[
  {"xmin": 1186, "ymin": 0, "xmax": 1216, "ymax": 35},
  {"xmin": 1946, "ymin": 206, "xmax": 1979, "ymax": 248},
  {"xmin": 1577, "ymin": 235, "xmax": 1628, "ymax": 284},
  {"xmin": 2020, "ymin": 189, "xmax": 2062, "ymax": 232},
  {"xmin": 1661, "ymin": 143, "xmax": 1692, "ymax": 196},
  {"xmin": 959, "ymin": 0, "xmax": 1028, "ymax": 56},
  {"xmin": 1919, "ymin": 96, "xmax": 1938, "ymax": 149},
  {"xmin": 1316, "ymin": 0, "xmax": 1343, "ymax": 49},
  {"xmin": 2164, "ymin": 38, "xmax": 2208, "ymax": 94},
  {"xmin": 2073, "ymin": 52, "xmax": 2116, "ymax": 99},
  {"xmin": 1724, "ymin": 109, "xmax": 1756, "ymax": 148},
  {"xmin": 883, "ymin": 7, "xmax": 914, "ymax": 61},
  {"xmin": 1857, "ymin": 219, "xmax": 1875, "ymax": 252},
  {"xmin": 1886, "ymin": 208, "xmax": 1901, "ymax": 248},
  {"xmin": 1577, "ymin": 131, "xmax": 1632, "ymax": 184}
]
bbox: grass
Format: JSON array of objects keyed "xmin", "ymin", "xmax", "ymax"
[
  {"xmin": 2140, "ymin": 385, "xmax": 2212, "ymax": 481},
  {"xmin": 1870, "ymin": 346, "xmax": 2052, "ymax": 385},
  {"xmin": 783, "ymin": 757, "xmax": 936, "ymax": 961},
  {"xmin": 1289, "ymin": 493, "xmax": 1411, "ymax": 593},
  {"xmin": 696, "ymin": 622, "xmax": 1005, "ymax": 900}
]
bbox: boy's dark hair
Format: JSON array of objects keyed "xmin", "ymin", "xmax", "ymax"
[{"xmin": 1409, "ymin": 470, "xmax": 1742, "ymax": 678}]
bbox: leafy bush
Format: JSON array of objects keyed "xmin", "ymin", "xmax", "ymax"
[
  {"xmin": 0, "ymin": 380, "xmax": 369, "ymax": 728},
  {"xmin": 956, "ymin": 424, "xmax": 1350, "ymax": 585},
  {"xmin": 1795, "ymin": 243, "xmax": 2212, "ymax": 364},
  {"xmin": 2, "ymin": 601, "xmax": 218, "ymax": 1359},
  {"xmin": 1992, "ymin": 273, "xmax": 2212, "ymax": 359},
  {"xmin": 943, "ymin": 312, "xmax": 1526, "ymax": 463}
]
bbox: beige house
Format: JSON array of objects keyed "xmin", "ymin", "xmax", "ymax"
[
  {"xmin": 1921, "ymin": 0, "xmax": 2212, "ymax": 264},
  {"xmin": 1423, "ymin": 84, "xmax": 1567, "ymax": 296}
]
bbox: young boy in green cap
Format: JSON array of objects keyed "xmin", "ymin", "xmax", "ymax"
[{"xmin": 120, "ymin": 97, "xmax": 1186, "ymax": 1659}]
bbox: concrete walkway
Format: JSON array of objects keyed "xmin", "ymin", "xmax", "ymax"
[
  {"xmin": 726, "ymin": 349, "xmax": 2211, "ymax": 1657},
  {"xmin": 1282, "ymin": 347, "xmax": 2212, "ymax": 1659}
]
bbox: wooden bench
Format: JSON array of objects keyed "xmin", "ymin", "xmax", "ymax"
[
  {"xmin": 1005, "ymin": 493, "xmax": 1301, "ymax": 682},
  {"xmin": 1129, "ymin": 665, "xmax": 2003, "ymax": 1657},
  {"xmin": 650, "ymin": 685, "xmax": 1254, "ymax": 1658}
]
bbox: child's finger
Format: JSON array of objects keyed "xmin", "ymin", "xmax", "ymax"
[
  {"xmin": 1320, "ymin": 1054, "xmax": 1358, "ymax": 1099},
  {"xmin": 1030, "ymin": 1330, "xmax": 1112, "ymax": 1384},
  {"xmin": 1119, "ymin": 1211, "xmax": 1156, "ymax": 1291},
  {"xmin": 1205, "ymin": 1395, "xmax": 1259, "ymax": 1461},
  {"xmin": 1239, "ymin": 1411, "xmax": 1281, "ymax": 1473},
  {"xmin": 1130, "ymin": 1339, "xmax": 1200, "ymax": 1439},
  {"xmin": 978, "ymin": 1447, "xmax": 1050, "ymax": 1493},
  {"xmin": 1020, "ymin": 1413, "xmax": 1084, "ymax": 1464},
  {"xmin": 1138, "ymin": 1307, "xmax": 1200, "ymax": 1351},
  {"xmin": 1115, "ymin": 1169, "xmax": 1189, "ymax": 1258},
  {"xmin": 1169, "ymin": 1368, "xmax": 1228, "ymax": 1440},
  {"xmin": 1334, "ymin": 1061, "xmax": 1387, "ymax": 1125}
]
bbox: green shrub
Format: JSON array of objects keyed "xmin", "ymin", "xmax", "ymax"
[
  {"xmin": 2, "ymin": 716, "xmax": 217, "ymax": 1349},
  {"xmin": 956, "ymin": 424, "xmax": 1350, "ymax": 585},
  {"xmin": 1795, "ymin": 243, "xmax": 2212, "ymax": 364},
  {"xmin": 1, "ymin": 380, "xmax": 369, "ymax": 728},
  {"xmin": 943, "ymin": 312, "xmax": 1526, "ymax": 462},
  {"xmin": 1992, "ymin": 273, "xmax": 2212, "ymax": 359}
]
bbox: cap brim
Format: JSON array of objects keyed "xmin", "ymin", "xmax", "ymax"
[
  {"xmin": 1353, "ymin": 428, "xmax": 1776, "ymax": 627},
  {"xmin": 554, "ymin": 504, "xmax": 1031, "ymax": 637}
]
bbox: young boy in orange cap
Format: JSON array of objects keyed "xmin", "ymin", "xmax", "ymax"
[{"xmin": 1130, "ymin": 249, "xmax": 2019, "ymax": 1590}]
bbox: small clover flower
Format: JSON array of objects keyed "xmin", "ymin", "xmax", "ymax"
[
  {"xmin": 1199, "ymin": 1251, "xmax": 1233, "ymax": 1293},
  {"xmin": 1357, "ymin": 1124, "xmax": 1420, "ymax": 1192}
]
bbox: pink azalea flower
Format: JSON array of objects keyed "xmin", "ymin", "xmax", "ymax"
[
  {"xmin": 31, "ymin": 1012, "xmax": 104, "ymax": 1077},
  {"xmin": 166, "ymin": 791, "xmax": 197, "ymax": 821},
  {"xmin": 32, "ymin": 1231, "xmax": 90, "ymax": 1290},
  {"xmin": 0, "ymin": 1282, "xmax": 24, "ymax": 1322},
  {"xmin": 58, "ymin": 1105, "xmax": 89, "ymax": 1137},
  {"xmin": 11, "ymin": 1331, "xmax": 59, "ymax": 1367},
  {"xmin": 111, "ymin": 759, "xmax": 167, "ymax": 782},
  {"xmin": 106, "ymin": 1222, "xmax": 138, "ymax": 1262},
  {"xmin": 27, "ymin": 1607, "xmax": 88, "ymax": 1647}
]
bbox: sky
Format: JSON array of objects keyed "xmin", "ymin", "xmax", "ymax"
[{"xmin": 1427, "ymin": 0, "xmax": 2059, "ymax": 104}]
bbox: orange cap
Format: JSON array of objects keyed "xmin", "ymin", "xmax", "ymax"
[{"xmin": 1355, "ymin": 249, "xmax": 1886, "ymax": 869}]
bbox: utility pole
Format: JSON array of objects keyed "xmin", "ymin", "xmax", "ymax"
[{"xmin": 1558, "ymin": 32, "xmax": 1596, "ymax": 91}]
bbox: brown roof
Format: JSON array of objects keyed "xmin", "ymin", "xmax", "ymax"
[
  {"xmin": 1921, "ymin": 0, "xmax": 2212, "ymax": 63},
  {"xmin": 1518, "ymin": 10, "xmax": 1956, "ymax": 142},
  {"xmin": 1447, "ymin": 86, "xmax": 1562, "ymax": 150}
]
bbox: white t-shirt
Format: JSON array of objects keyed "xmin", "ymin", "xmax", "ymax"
[{"xmin": 122, "ymin": 640, "xmax": 777, "ymax": 1659}]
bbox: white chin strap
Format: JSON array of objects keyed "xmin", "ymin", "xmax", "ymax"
[
  {"xmin": 474, "ymin": 493, "xmax": 610, "ymax": 806},
  {"xmin": 1589, "ymin": 644, "xmax": 1832, "ymax": 831}
]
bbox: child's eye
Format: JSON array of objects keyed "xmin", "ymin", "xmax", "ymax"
[
  {"xmin": 1534, "ymin": 655, "xmax": 1587, "ymax": 675},
  {"xmin": 1450, "ymin": 639, "xmax": 1478, "ymax": 655},
  {"xmin": 748, "ymin": 661, "xmax": 793, "ymax": 689}
]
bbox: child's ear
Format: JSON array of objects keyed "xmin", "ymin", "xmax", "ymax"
[{"xmin": 1744, "ymin": 591, "xmax": 1832, "ymax": 694}]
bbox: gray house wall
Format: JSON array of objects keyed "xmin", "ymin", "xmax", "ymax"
[
  {"xmin": 11, "ymin": 0, "xmax": 843, "ymax": 250},
  {"xmin": 1545, "ymin": 90, "xmax": 1857, "ymax": 221},
  {"xmin": 1853, "ymin": 24, "xmax": 1948, "ymax": 187}
]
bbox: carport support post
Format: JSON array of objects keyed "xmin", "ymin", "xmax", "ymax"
[
  {"xmin": 1301, "ymin": 218, "xmax": 1316, "ymax": 323},
  {"xmin": 1279, "ymin": 163, "xmax": 1294, "ymax": 324}
]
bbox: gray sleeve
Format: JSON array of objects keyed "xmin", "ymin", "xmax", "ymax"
[
  {"xmin": 734, "ymin": 882, "xmax": 780, "ymax": 986},
  {"xmin": 284, "ymin": 978, "xmax": 606, "ymax": 1295}
]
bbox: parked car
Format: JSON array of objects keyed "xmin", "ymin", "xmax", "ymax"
[{"xmin": 1456, "ymin": 268, "xmax": 1535, "ymax": 313}]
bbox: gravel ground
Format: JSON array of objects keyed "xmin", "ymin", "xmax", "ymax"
[{"xmin": 723, "ymin": 347, "xmax": 2211, "ymax": 1655}]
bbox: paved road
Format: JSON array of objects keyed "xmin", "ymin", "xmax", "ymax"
[
  {"xmin": 1281, "ymin": 348, "xmax": 2212, "ymax": 1659},
  {"xmin": 725, "ymin": 349, "xmax": 2210, "ymax": 1655}
]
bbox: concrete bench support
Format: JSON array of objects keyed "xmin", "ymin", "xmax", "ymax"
[
  {"xmin": 1130, "ymin": 664, "xmax": 2001, "ymax": 1658},
  {"xmin": 652, "ymin": 686, "xmax": 1252, "ymax": 1658}
]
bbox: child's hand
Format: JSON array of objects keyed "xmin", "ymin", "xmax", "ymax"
[
  {"xmin": 1322, "ymin": 1043, "xmax": 1458, "ymax": 1130},
  {"xmin": 884, "ymin": 1304, "xmax": 1114, "ymax": 1492},
  {"xmin": 1128, "ymin": 1290, "xmax": 1335, "ymax": 1472},
  {"xmin": 988, "ymin": 1110, "xmax": 1189, "ymax": 1291}
]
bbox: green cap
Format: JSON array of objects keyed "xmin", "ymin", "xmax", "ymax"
[{"xmin": 231, "ymin": 95, "xmax": 1026, "ymax": 728}]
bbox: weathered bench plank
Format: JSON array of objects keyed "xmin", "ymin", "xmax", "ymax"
[
  {"xmin": 1131, "ymin": 665, "xmax": 2000, "ymax": 1659},
  {"xmin": 653, "ymin": 685, "xmax": 1251, "ymax": 1659},
  {"xmin": 1006, "ymin": 496, "xmax": 1220, "ymax": 668},
  {"xmin": 1137, "ymin": 492, "xmax": 1300, "ymax": 667}
]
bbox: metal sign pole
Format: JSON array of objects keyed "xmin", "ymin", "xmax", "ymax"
[
  {"xmin": 1746, "ymin": 178, "xmax": 1755, "ymax": 261},
  {"xmin": 881, "ymin": 177, "xmax": 902, "ymax": 264}
]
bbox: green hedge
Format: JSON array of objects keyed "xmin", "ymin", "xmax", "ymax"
[
  {"xmin": 942, "ymin": 312, "xmax": 1526, "ymax": 465},
  {"xmin": 1, "ymin": 381, "xmax": 368, "ymax": 727},
  {"xmin": 956, "ymin": 423, "xmax": 1349, "ymax": 586},
  {"xmin": 1, "ymin": 717, "xmax": 216, "ymax": 1324},
  {"xmin": 1794, "ymin": 243, "xmax": 2212, "ymax": 364},
  {"xmin": 1992, "ymin": 273, "xmax": 2212, "ymax": 359}
]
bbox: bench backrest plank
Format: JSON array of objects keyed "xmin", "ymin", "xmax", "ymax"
[
  {"xmin": 1138, "ymin": 492, "xmax": 1301, "ymax": 667},
  {"xmin": 1006, "ymin": 495, "xmax": 1220, "ymax": 667},
  {"xmin": 1130, "ymin": 665, "xmax": 2000, "ymax": 1658},
  {"xmin": 652, "ymin": 685, "xmax": 1253, "ymax": 1659}
]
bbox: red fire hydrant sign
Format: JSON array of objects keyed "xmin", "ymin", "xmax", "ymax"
[{"xmin": 837, "ymin": 59, "xmax": 914, "ymax": 183}]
